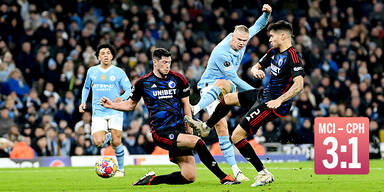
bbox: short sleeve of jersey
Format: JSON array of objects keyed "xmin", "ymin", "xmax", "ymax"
[
  {"xmin": 288, "ymin": 48, "xmax": 305, "ymax": 78},
  {"xmin": 130, "ymin": 78, "xmax": 143, "ymax": 101},
  {"xmin": 259, "ymin": 48, "xmax": 273, "ymax": 68},
  {"xmin": 175, "ymin": 72, "xmax": 190, "ymax": 98}
]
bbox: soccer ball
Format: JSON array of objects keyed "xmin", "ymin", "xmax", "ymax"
[{"xmin": 95, "ymin": 157, "xmax": 118, "ymax": 178}]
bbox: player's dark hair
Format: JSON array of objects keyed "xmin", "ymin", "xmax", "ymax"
[
  {"xmin": 95, "ymin": 43, "xmax": 116, "ymax": 60},
  {"xmin": 267, "ymin": 20, "xmax": 293, "ymax": 35},
  {"xmin": 152, "ymin": 48, "xmax": 171, "ymax": 60}
]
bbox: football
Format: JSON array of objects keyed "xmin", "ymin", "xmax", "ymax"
[{"xmin": 95, "ymin": 157, "xmax": 118, "ymax": 178}]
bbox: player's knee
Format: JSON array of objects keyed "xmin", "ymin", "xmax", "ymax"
[
  {"xmin": 224, "ymin": 93, "xmax": 238, "ymax": 105},
  {"xmin": 214, "ymin": 80, "xmax": 231, "ymax": 94}
]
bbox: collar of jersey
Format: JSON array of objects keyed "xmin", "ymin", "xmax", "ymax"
[{"xmin": 98, "ymin": 64, "xmax": 113, "ymax": 73}]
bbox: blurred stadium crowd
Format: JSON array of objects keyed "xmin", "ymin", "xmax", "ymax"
[{"xmin": 0, "ymin": 0, "xmax": 383, "ymax": 158}]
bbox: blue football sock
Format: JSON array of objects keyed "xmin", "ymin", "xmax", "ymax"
[
  {"xmin": 198, "ymin": 86, "xmax": 221, "ymax": 111},
  {"xmin": 219, "ymin": 136, "xmax": 236, "ymax": 167},
  {"xmin": 113, "ymin": 144, "xmax": 125, "ymax": 170},
  {"xmin": 101, "ymin": 132, "xmax": 112, "ymax": 148}
]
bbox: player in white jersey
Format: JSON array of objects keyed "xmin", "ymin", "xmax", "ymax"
[
  {"xmin": 79, "ymin": 44, "xmax": 131, "ymax": 177},
  {"xmin": 186, "ymin": 4, "xmax": 272, "ymax": 182}
]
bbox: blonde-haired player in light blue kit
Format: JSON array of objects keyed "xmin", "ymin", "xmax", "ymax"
[
  {"xmin": 79, "ymin": 43, "xmax": 131, "ymax": 177},
  {"xmin": 186, "ymin": 4, "xmax": 272, "ymax": 182}
]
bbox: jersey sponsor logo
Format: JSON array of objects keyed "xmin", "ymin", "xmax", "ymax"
[
  {"xmin": 168, "ymin": 81, "xmax": 176, "ymax": 88},
  {"xmin": 152, "ymin": 89, "xmax": 177, "ymax": 99},
  {"xmin": 101, "ymin": 74, "xmax": 106, "ymax": 80},
  {"xmin": 246, "ymin": 109, "xmax": 261, "ymax": 121},
  {"xmin": 271, "ymin": 64, "xmax": 281, "ymax": 76},
  {"xmin": 93, "ymin": 84, "xmax": 115, "ymax": 91},
  {"xmin": 110, "ymin": 75, "xmax": 116, "ymax": 81},
  {"xmin": 151, "ymin": 84, "xmax": 157, "ymax": 88},
  {"xmin": 293, "ymin": 66, "xmax": 303, "ymax": 71},
  {"xmin": 224, "ymin": 61, "xmax": 231, "ymax": 67}
]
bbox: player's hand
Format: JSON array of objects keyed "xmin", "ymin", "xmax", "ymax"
[
  {"xmin": 266, "ymin": 99, "xmax": 282, "ymax": 109},
  {"xmin": 113, "ymin": 97, "xmax": 123, "ymax": 103},
  {"xmin": 262, "ymin": 4, "xmax": 272, "ymax": 14},
  {"xmin": 251, "ymin": 65, "xmax": 265, "ymax": 79},
  {"xmin": 100, "ymin": 96, "xmax": 113, "ymax": 108},
  {"xmin": 79, "ymin": 103, "xmax": 86, "ymax": 113}
]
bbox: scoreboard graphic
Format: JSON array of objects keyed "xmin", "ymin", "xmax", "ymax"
[{"xmin": 314, "ymin": 117, "xmax": 369, "ymax": 174}]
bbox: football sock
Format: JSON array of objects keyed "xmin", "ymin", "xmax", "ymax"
[
  {"xmin": 97, "ymin": 132, "xmax": 111, "ymax": 148},
  {"xmin": 192, "ymin": 105, "xmax": 200, "ymax": 116},
  {"xmin": 113, "ymin": 144, "xmax": 125, "ymax": 170},
  {"xmin": 206, "ymin": 99, "xmax": 231, "ymax": 128},
  {"xmin": 218, "ymin": 136, "xmax": 236, "ymax": 167},
  {"xmin": 150, "ymin": 172, "xmax": 193, "ymax": 185},
  {"xmin": 234, "ymin": 139, "xmax": 264, "ymax": 172},
  {"xmin": 197, "ymin": 86, "xmax": 221, "ymax": 115},
  {"xmin": 194, "ymin": 139, "xmax": 227, "ymax": 180}
]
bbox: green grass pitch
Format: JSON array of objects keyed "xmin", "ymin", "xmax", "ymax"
[{"xmin": 0, "ymin": 160, "xmax": 383, "ymax": 192}]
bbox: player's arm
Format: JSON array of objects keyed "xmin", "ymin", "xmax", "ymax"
[
  {"xmin": 181, "ymin": 97, "xmax": 193, "ymax": 134},
  {"xmin": 101, "ymin": 97, "xmax": 138, "ymax": 111},
  {"xmin": 250, "ymin": 63, "xmax": 265, "ymax": 79},
  {"xmin": 267, "ymin": 76, "xmax": 304, "ymax": 109},
  {"xmin": 247, "ymin": 4, "xmax": 272, "ymax": 41},
  {"xmin": 217, "ymin": 56, "xmax": 254, "ymax": 91},
  {"xmin": 250, "ymin": 48, "xmax": 273, "ymax": 79},
  {"xmin": 176, "ymin": 72, "xmax": 193, "ymax": 134},
  {"xmin": 79, "ymin": 68, "xmax": 92, "ymax": 112}
]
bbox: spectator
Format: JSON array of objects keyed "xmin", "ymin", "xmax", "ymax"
[
  {"xmin": 5, "ymin": 69, "xmax": 30, "ymax": 96},
  {"xmin": 280, "ymin": 122, "xmax": 299, "ymax": 144},
  {"xmin": 0, "ymin": 52, "xmax": 16, "ymax": 82},
  {"xmin": 0, "ymin": 107, "xmax": 16, "ymax": 137}
]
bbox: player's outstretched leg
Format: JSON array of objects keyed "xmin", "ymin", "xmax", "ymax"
[
  {"xmin": 192, "ymin": 85, "xmax": 221, "ymax": 116},
  {"xmin": 193, "ymin": 138, "xmax": 240, "ymax": 185}
]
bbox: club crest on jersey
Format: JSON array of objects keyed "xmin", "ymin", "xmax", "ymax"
[
  {"xmin": 110, "ymin": 75, "xmax": 116, "ymax": 81},
  {"xmin": 169, "ymin": 134, "xmax": 174, "ymax": 139},
  {"xmin": 101, "ymin": 74, "xmax": 106, "ymax": 80},
  {"xmin": 224, "ymin": 61, "xmax": 230, "ymax": 67},
  {"xmin": 168, "ymin": 81, "xmax": 176, "ymax": 88}
]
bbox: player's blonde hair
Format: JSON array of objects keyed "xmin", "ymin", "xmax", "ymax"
[{"xmin": 234, "ymin": 25, "xmax": 249, "ymax": 33}]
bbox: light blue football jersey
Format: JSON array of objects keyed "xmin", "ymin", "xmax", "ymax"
[
  {"xmin": 81, "ymin": 65, "xmax": 131, "ymax": 117},
  {"xmin": 198, "ymin": 12, "xmax": 270, "ymax": 92}
]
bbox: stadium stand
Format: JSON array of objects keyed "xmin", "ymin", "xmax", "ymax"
[{"xmin": 0, "ymin": 0, "xmax": 382, "ymax": 158}]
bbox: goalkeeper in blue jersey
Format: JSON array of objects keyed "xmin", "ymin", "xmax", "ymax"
[
  {"xmin": 187, "ymin": 4, "xmax": 272, "ymax": 181},
  {"xmin": 79, "ymin": 43, "xmax": 132, "ymax": 177}
]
